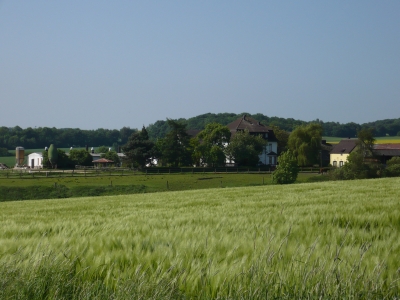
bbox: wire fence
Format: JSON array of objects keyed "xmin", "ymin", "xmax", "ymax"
[{"xmin": 0, "ymin": 166, "xmax": 327, "ymax": 179}]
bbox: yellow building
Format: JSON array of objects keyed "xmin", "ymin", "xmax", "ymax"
[{"xmin": 330, "ymin": 139, "xmax": 357, "ymax": 167}]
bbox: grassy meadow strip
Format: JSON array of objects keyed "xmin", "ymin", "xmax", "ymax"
[
  {"xmin": 0, "ymin": 173, "xmax": 323, "ymax": 202},
  {"xmin": 0, "ymin": 177, "xmax": 399, "ymax": 298}
]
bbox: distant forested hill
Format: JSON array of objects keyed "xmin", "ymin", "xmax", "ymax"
[
  {"xmin": 1, "ymin": 114, "xmax": 400, "ymax": 149},
  {"xmin": 147, "ymin": 113, "xmax": 400, "ymax": 140}
]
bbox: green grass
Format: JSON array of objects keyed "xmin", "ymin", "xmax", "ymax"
[
  {"xmin": 0, "ymin": 156, "xmax": 15, "ymax": 167},
  {"xmin": 0, "ymin": 177, "xmax": 399, "ymax": 298},
  {"xmin": 0, "ymin": 172, "xmax": 322, "ymax": 201}
]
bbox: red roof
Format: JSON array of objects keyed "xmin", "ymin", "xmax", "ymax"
[
  {"xmin": 373, "ymin": 144, "xmax": 400, "ymax": 150},
  {"xmin": 92, "ymin": 158, "xmax": 114, "ymax": 163}
]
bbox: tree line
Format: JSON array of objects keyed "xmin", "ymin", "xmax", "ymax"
[
  {"xmin": 0, "ymin": 126, "xmax": 136, "ymax": 151},
  {"xmin": 1, "ymin": 113, "xmax": 400, "ymax": 151},
  {"xmin": 147, "ymin": 113, "xmax": 400, "ymax": 140}
]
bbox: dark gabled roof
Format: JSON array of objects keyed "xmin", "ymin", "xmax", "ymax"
[
  {"xmin": 266, "ymin": 151, "xmax": 277, "ymax": 156},
  {"xmin": 373, "ymin": 144, "xmax": 400, "ymax": 156},
  {"xmin": 226, "ymin": 115, "xmax": 278, "ymax": 141},
  {"xmin": 227, "ymin": 115, "xmax": 271, "ymax": 133},
  {"xmin": 373, "ymin": 144, "xmax": 400, "ymax": 150},
  {"xmin": 330, "ymin": 139, "xmax": 358, "ymax": 154}
]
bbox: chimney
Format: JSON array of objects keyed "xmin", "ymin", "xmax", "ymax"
[{"xmin": 91, "ymin": 147, "xmax": 94, "ymax": 154}]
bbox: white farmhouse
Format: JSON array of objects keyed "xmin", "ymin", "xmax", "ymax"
[{"xmin": 226, "ymin": 115, "xmax": 278, "ymax": 166}]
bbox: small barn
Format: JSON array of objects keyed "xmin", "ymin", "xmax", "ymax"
[{"xmin": 27, "ymin": 152, "xmax": 43, "ymax": 169}]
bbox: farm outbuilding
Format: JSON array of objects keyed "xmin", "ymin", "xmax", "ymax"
[
  {"xmin": 92, "ymin": 158, "xmax": 115, "ymax": 168},
  {"xmin": 27, "ymin": 152, "xmax": 43, "ymax": 169}
]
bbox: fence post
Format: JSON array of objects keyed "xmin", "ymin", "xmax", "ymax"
[{"xmin": 167, "ymin": 180, "xmax": 169, "ymax": 190}]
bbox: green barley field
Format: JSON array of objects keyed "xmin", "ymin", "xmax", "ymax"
[{"xmin": 1, "ymin": 177, "xmax": 399, "ymax": 299}]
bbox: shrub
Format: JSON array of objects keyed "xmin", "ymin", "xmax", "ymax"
[
  {"xmin": 384, "ymin": 157, "xmax": 400, "ymax": 177},
  {"xmin": 272, "ymin": 150, "xmax": 299, "ymax": 184}
]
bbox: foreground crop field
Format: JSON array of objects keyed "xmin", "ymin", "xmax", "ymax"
[{"xmin": 1, "ymin": 178, "xmax": 399, "ymax": 299}]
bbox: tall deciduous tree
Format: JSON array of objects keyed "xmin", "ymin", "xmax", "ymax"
[
  {"xmin": 122, "ymin": 126, "xmax": 156, "ymax": 169},
  {"xmin": 288, "ymin": 123, "xmax": 323, "ymax": 166},
  {"xmin": 158, "ymin": 120, "xmax": 192, "ymax": 167},
  {"xmin": 356, "ymin": 128, "xmax": 375, "ymax": 158},
  {"xmin": 195, "ymin": 123, "xmax": 231, "ymax": 166},
  {"xmin": 226, "ymin": 130, "xmax": 266, "ymax": 166}
]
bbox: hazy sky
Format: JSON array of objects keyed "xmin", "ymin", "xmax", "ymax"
[{"xmin": 1, "ymin": 1, "xmax": 399, "ymax": 130}]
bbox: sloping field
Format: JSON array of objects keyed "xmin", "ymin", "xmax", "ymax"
[
  {"xmin": 324, "ymin": 136, "xmax": 400, "ymax": 144},
  {"xmin": 1, "ymin": 178, "xmax": 399, "ymax": 299}
]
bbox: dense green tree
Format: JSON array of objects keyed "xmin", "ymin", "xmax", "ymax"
[
  {"xmin": 226, "ymin": 130, "xmax": 266, "ymax": 166},
  {"xmin": 288, "ymin": 123, "xmax": 323, "ymax": 166},
  {"xmin": 42, "ymin": 149, "xmax": 73, "ymax": 169},
  {"xmin": 101, "ymin": 150, "xmax": 120, "ymax": 165},
  {"xmin": 96, "ymin": 146, "xmax": 110, "ymax": 154},
  {"xmin": 271, "ymin": 125, "xmax": 289, "ymax": 155},
  {"xmin": 356, "ymin": 128, "xmax": 375, "ymax": 158},
  {"xmin": 195, "ymin": 123, "xmax": 231, "ymax": 166},
  {"xmin": 122, "ymin": 126, "xmax": 156, "ymax": 168},
  {"xmin": 272, "ymin": 150, "xmax": 299, "ymax": 184},
  {"xmin": 158, "ymin": 120, "xmax": 192, "ymax": 167},
  {"xmin": 0, "ymin": 148, "xmax": 10, "ymax": 156},
  {"xmin": 69, "ymin": 149, "xmax": 93, "ymax": 166},
  {"xmin": 384, "ymin": 157, "xmax": 400, "ymax": 177}
]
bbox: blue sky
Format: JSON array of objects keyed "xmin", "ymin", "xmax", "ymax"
[{"xmin": 1, "ymin": 1, "xmax": 399, "ymax": 130}]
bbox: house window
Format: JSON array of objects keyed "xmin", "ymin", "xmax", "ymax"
[
  {"xmin": 339, "ymin": 161, "xmax": 343, "ymax": 167},
  {"xmin": 268, "ymin": 144, "xmax": 272, "ymax": 152},
  {"xmin": 333, "ymin": 161, "xmax": 337, "ymax": 167}
]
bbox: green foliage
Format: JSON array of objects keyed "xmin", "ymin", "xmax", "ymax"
[
  {"xmin": 0, "ymin": 148, "xmax": 10, "ymax": 156},
  {"xmin": 194, "ymin": 123, "xmax": 231, "ymax": 166},
  {"xmin": 288, "ymin": 123, "xmax": 323, "ymax": 166},
  {"xmin": 226, "ymin": 130, "xmax": 266, "ymax": 166},
  {"xmin": 47, "ymin": 144, "xmax": 58, "ymax": 168},
  {"xmin": 356, "ymin": 128, "xmax": 375, "ymax": 158},
  {"xmin": 122, "ymin": 126, "xmax": 156, "ymax": 169},
  {"xmin": 69, "ymin": 149, "xmax": 93, "ymax": 166},
  {"xmin": 43, "ymin": 149, "xmax": 74, "ymax": 169},
  {"xmin": 385, "ymin": 157, "xmax": 400, "ymax": 177},
  {"xmin": 96, "ymin": 146, "xmax": 110, "ymax": 153},
  {"xmin": 270, "ymin": 125, "xmax": 289, "ymax": 155},
  {"xmin": 158, "ymin": 120, "xmax": 192, "ymax": 167},
  {"xmin": 329, "ymin": 151, "xmax": 370, "ymax": 180},
  {"xmin": 101, "ymin": 150, "xmax": 120, "ymax": 164},
  {"xmin": 272, "ymin": 150, "xmax": 299, "ymax": 184}
]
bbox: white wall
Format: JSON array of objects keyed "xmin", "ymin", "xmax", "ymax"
[{"xmin": 27, "ymin": 153, "xmax": 43, "ymax": 169}]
